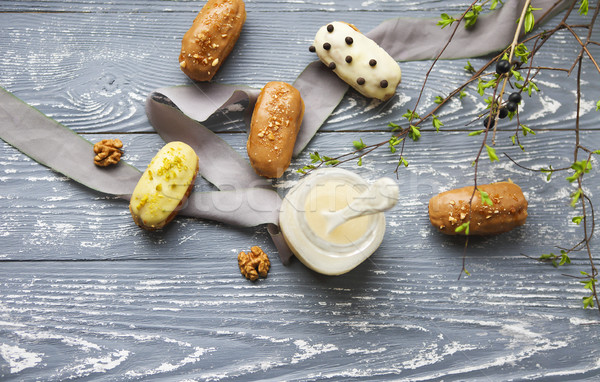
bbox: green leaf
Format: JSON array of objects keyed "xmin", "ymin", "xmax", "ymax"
[
  {"xmin": 402, "ymin": 109, "xmax": 420, "ymax": 121},
  {"xmin": 539, "ymin": 253, "xmax": 555, "ymax": 261},
  {"xmin": 571, "ymin": 189, "xmax": 582, "ymax": 207},
  {"xmin": 490, "ymin": 0, "xmax": 502, "ymax": 10},
  {"xmin": 297, "ymin": 164, "xmax": 316, "ymax": 174},
  {"xmin": 353, "ymin": 139, "xmax": 366, "ymax": 151},
  {"xmin": 432, "ymin": 115, "xmax": 444, "ymax": 132},
  {"xmin": 511, "ymin": 68, "xmax": 525, "ymax": 82},
  {"xmin": 572, "ymin": 216, "xmax": 583, "ymax": 225},
  {"xmin": 481, "ymin": 78, "xmax": 498, "ymax": 93},
  {"xmin": 310, "ymin": 152, "xmax": 321, "ymax": 163},
  {"xmin": 521, "ymin": 6, "xmax": 541, "ymax": 33},
  {"xmin": 514, "ymin": 43, "xmax": 530, "ymax": 63},
  {"xmin": 583, "ymin": 295, "xmax": 595, "ymax": 309},
  {"xmin": 455, "ymin": 221, "xmax": 470, "ymax": 235},
  {"xmin": 582, "ymin": 278, "xmax": 596, "ymax": 291},
  {"xmin": 459, "ymin": 90, "xmax": 467, "ymax": 99},
  {"xmin": 357, "ymin": 157, "xmax": 363, "ymax": 166},
  {"xmin": 559, "ymin": 253, "xmax": 571, "ymax": 266},
  {"xmin": 596, "ymin": 100, "xmax": 600, "ymax": 111},
  {"xmin": 388, "ymin": 122, "xmax": 402, "ymax": 132},
  {"xmin": 521, "ymin": 124, "xmax": 535, "ymax": 136},
  {"xmin": 579, "ymin": 0, "xmax": 589, "ymax": 15},
  {"xmin": 464, "ymin": 61, "xmax": 476, "ymax": 73},
  {"xmin": 409, "ymin": 125, "xmax": 421, "ymax": 141},
  {"xmin": 479, "ymin": 189, "xmax": 494, "ymax": 206},
  {"xmin": 388, "ymin": 136, "xmax": 404, "ymax": 153},
  {"xmin": 485, "ymin": 144, "xmax": 499, "ymax": 162},
  {"xmin": 469, "ymin": 130, "xmax": 484, "ymax": 136},
  {"xmin": 529, "ymin": 81, "xmax": 539, "ymax": 95},
  {"xmin": 464, "ymin": 5, "xmax": 482, "ymax": 29},
  {"xmin": 434, "ymin": 95, "xmax": 445, "ymax": 104},
  {"xmin": 567, "ymin": 160, "xmax": 592, "ymax": 182},
  {"xmin": 476, "ymin": 79, "xmax": 486, "ymax": 96},
  {"xmin": 399, "ymin": 157, "xmax": 409, "ymax": 167},
  {"xmin": 524, "ymin": 9, "xmax": 535, "ymax": 33},
  {"xmin": 437, "ymin": 13, "xmax": 457, "ymax": 29},
  {"xmin": 541, "ymin": 166, "xmax": 553, "ymax": 181},
  {"xmin": 566, "ymin": 173, "xmax": 580, "ymax": 183}
]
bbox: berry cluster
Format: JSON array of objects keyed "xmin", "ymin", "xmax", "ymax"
[{"xmin": 483, "ymin": 59, "xmax": 523, "ymax": 129}]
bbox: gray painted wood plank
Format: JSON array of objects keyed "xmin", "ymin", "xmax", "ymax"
[
  {"xmin": 1, "ymin": 0, "xmax": 471, "ymax": 14},
  {"xmin": 0, "ymin": 9, "xmax": 597, "ymax": 134},
  {"xmin": 1, "ymin": 130, "xmax": 598, "ymax": 261},
  {"xmin": 0, "ymin": 257, "xmax": 599, "ymax": 380}
]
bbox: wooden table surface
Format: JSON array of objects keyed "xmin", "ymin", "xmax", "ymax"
[{"xmin": 1, "ymin": 1, "xmax": 600, "ymax": 380}]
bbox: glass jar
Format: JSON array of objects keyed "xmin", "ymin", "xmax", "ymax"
[{"xmin": 279, "ymin": 168, "xmax": 389, "ymax": 275}]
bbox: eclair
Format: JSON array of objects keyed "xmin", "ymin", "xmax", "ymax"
[
  {"xmin": 247, "ymin": 82, "xmax": 305, "ymax": 178},
  {"xmin": 179, "ymin": 0, "xmax": 246, "ymax": 82},
  {"xmin": 130, "ymin": 142, "xmax": 199, "ymax": 230},
  {"xmin": 310, "ymin": 21, "xmax": 401, "ymax": 101},
  {"xmin": 428, "ymin": 182, "xmax": 528, "ymax": 235}
]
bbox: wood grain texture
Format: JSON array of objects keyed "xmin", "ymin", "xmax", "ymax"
[
  {"xmin": 1, "ymin": 0, "xmax": 600, "ymax": 380},
  {"xmin": 0, "ymin": 6, "xmax": 597, "ymax": 134}
]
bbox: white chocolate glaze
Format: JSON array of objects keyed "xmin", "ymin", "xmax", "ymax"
[
  {"xmin": 311, "ymin": 21, "xmax": 402, "ymax": 101},
  {"xmin": 304, "ymin": 180, "xmax": 371, "ymax": 245}
]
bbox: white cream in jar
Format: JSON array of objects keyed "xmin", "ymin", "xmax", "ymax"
[{"xmin": 279, "ymin": 168, "xmax": 398, "ymax": 275}]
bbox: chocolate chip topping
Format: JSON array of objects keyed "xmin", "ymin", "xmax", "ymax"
[
  {"xmin": 345, "ymin": 55, "xmax": 352, "ymax": 63},
  {"xmin": 328, "ymin": 62, "xmax": 336, "ymax": 70},
  {"xmin": 309, "ymin": 45, "xmax": 316, "ymax": 53},
  {"xmin": 357, "ymin": 77, "xmax": 365, "ymax": 85},
  {"xmin": 369, "ymin": 59, "xmax": 377, "ymax": 67},
  {"xmin": 327, "ymin": 24, "xmax": 334, "ymax": 32},
  {"xmin": 345, "ymin": 36, "xmax": 353, "ymax": 45},
  {"xmin": 323, "ymin": 42, "xmax": 331, "ymax": 50},
  {"xmin": 380, "ymin": 80, "xmax": 389, "ymax": 88}
]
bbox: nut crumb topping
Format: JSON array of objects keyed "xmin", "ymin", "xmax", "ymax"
[{"xmin": 238, "ymin": 246, "xmax": 270, "ymax": 281}]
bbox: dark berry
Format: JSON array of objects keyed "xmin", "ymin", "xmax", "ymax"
[
  {"xmin": 483, "ymin": 116, "xmax": 496, "ymax": 129},
  {"xmin": 496, "ymin": 59, "xmax": 511, "ymax": 74},
  {"xmin": 508, "ymin": 92, "xmax": 522, "ymax": 104},
  {"xmin": 498, "ymin": 108, "xmax": 508, "ymax": 119},
  {"xmin": 506, "ymin": 101, "xmax": 518, "ymax": 113}
]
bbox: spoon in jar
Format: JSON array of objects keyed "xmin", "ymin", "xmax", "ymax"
[{"xmin": 322, "ymin": 177, "xmax": 399, "ymax": 235}]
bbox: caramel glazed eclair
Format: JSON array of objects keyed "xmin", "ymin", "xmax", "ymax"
[
  {"xmin": 130, "ymin": 142, "xmax": 199, "ymax": 230},
  {"xmin": 310, "ymin": 21, "xmax": 401, "ymax": 101},
  {"xmin": 179, "ymin": 0, "xmax": 246, "ymax": 82},
  {"xmin": 247, "ymin": 81, "xmax": 305, "ymax": 179}
]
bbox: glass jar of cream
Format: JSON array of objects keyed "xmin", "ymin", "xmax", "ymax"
[{"xmin": 279, "ymin": 168, "xmax": 398, "ymax": 275}]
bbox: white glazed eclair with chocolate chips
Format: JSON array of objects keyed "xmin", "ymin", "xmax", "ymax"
[{"xmin": 310, "ymin": 21, "xmax": 401, "ymax": 101}]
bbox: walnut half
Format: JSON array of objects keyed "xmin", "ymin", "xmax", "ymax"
[
  {"xmin": 238, "ymin": 246, "xmax": 270, "ymax": 281},
  {"xmin": 93, "ymin": 139, "xmax": 123, "ymax": 167}
]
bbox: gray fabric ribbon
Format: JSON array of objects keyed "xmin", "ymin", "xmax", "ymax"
[{"xmin": 0, "ymin": 0, "xmax": 567, "ymax": 264}]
